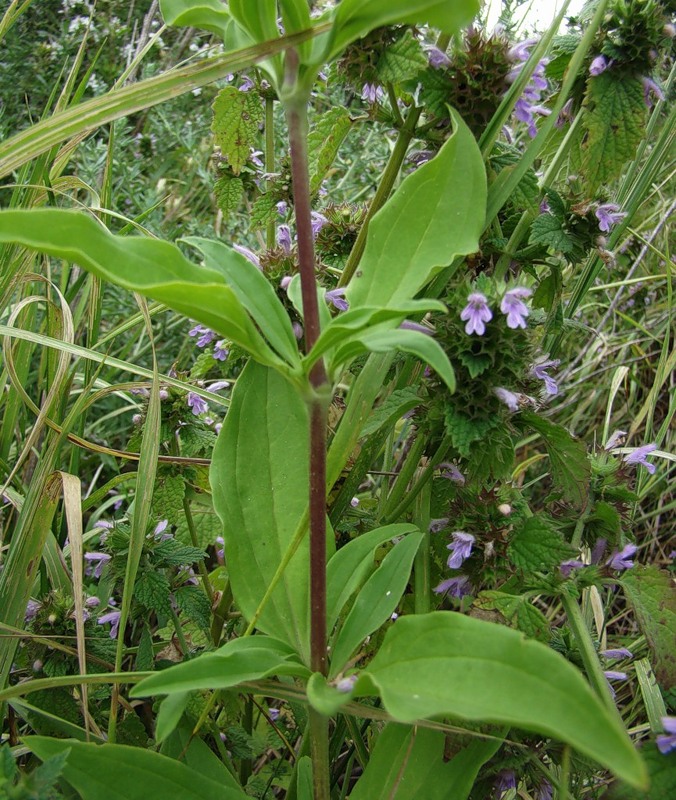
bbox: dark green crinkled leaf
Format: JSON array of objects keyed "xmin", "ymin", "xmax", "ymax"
[
  {"xmin": 214, "ymin": 175, "xmax": 244, "ymax": 214},
  {"xmin": 211, "ymin": 86, "xmax": 264, "ymax": 175},
  {"xmin": 360, "ymin": 388, "xmax": 420, "ymax": 437},
  {"xmin": 444, "ymin": 410, "xmax": 494, "ymax": 459},
  {"xmin": 152, "ymin": 473, "xmax": 186, "ymax": 526},
  {"xmin": 153, "ymin": 540, "xmax": 206, "ymax": 568},
  {"xmin": 581, "ymin": 73, "xmax": 646, "ymax": 191},
  {"xmin": 308, "ymin": 107, "xmax": 353, "ymax": 194},
  {"xmin": 475, "ymin": 591, "xmax": 551, "ymax": 642},
  {"xmin": 522, "ymin": 411, "xmax": 590, "ymax": 506},
  {"xmin": 377, "ymin": 29, "xmax": 428, "ymax": 83},
  {"xmin": 135, "ymin": 571, "xmax": 172, "ymax": 617},
  {"xmin": 622, "ymin": 566, "xmax": 676, "ymax": 690},
  {"xmin": 529, "ymin": 213, "xmax": 576, "ymax": 255},
  {"xmin": 508, "ymin": 515, "xmax": 574, "ymax": 573},
  {"xmin": 251, "ymin": 191, "xmax": 282, "ymax": 229},
  {"xmin": 174, "ymin": 586, "xmax": 212, "ymax": 632}
]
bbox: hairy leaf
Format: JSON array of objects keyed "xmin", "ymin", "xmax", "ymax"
[
  {"xmin": 135, "ymin": 572, "xmax": 172, "ymax": 617},
  {"xmin": 474, "ymin": 591, "xmax": 551, "ymax": 642},
  {"xmin": 211, "ymin": 87, "xmax": 264, "ymax": 175},
  {"xmin": 174, "ymin": 586, "xmax": 212, "ymax": 632},
  {"xmin": 529, "ymin": 213, "xmax": 576, "ymax": 255},
  {"xmin": 354, "ymin": 613, "xmax": 647, "ymax": 788},
  {"xmin": 377, "ymin": 29, "xmax": 428, "ymax": 83},
  {"xmin": 346, "ymin": 112, "xmax": 485, "ymax": 309},
  {"xmin": 308, "ymin": 107, "xmax": 353, "ymax": 194},
  {"xmin": 508, "ymin": 515, "xmax": 574, "ymax": 573},
  {"xmin": 214, "ymin": 174, "xmax": 244, "ymax": 213}
]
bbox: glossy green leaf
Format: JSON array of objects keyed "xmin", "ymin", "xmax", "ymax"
[
  {"xmin": 229, "ymin": 0, "xmax": 279, "ymax": 44},
  {"xmin": 0, "ymin": 210, "xmax": 285, "ymax": 370},
  {"xmin": 326, "ymin": 524, "xmax": 417, "ymax": 633},
  {"xmin": 25, "ymin": 737, "xmax": 248, "ymax": 800},
  {"xmin": 354, "ymin": 612, "xmax": 647, "ymax": 789},
  {"xmin": 346, "ymin": 112, "xmax": 485, "ymax": 309},
  {"xmin": 328, "ymin": 0, "xmax": 479, "ymax": 59},
  {"xmin": 159, "ymin": 0, "xmax": 231, "ymax": 38},
  {"xmin": 155, "ymin": 693, "xmax": 191, "ymax": 744},
  {"xmin": 349, "ymin": 723, "xmax": 504, "ymax": 800},
  {"xmin": 210, "ymin": 361, "xmax": 317, "ymax": 662},
  {"xmin": 306, "ymin": 673, "xmax": 354, "ymax": 716},
  {"xmin": 332, "ymin": 329, "xmax": 456, "ymax": 393},
  {"xmin": 131, "ymin": 636, "xmax": 307, "ymax": 697},
  {"xmin": 280, "ymin": 0, "xmax": 313, "ymax": 62},
  {"xmin": 184, "ymin": 237, "xmax": 300, "ymax": 366},
  {"xmin": 330, "ymin": 532, "xmax": 423, "ymax": 676}
]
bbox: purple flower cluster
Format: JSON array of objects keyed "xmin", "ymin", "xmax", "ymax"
[
  {"xmin": 460, "ymin": 287, "xmax": 532, "ymax": 335},
  {"xmin": 361, "ymin": 83, "xmax": 384, "ymax": 105},
  {"xmin": 507, "ymin": 39, "xmax": 550, "ymax": 137}
]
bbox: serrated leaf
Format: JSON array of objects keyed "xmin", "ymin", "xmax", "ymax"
[
  {"xmin": 361, "ymin": 388, "xmax": 420, "ymax": 437},
  {"xmin": 175, "ymin": 586, "xmax": 212, "ymax": 632},
  {"xmin": 214, "ymin": 175, "xmax": 244, "ymax": 213},
  {"xmin": 521, "ymin": 411, "xmax": 591, "ymax": 506},
  {"xmin": 508, "ymin": 515, "xmax": 574, "ymax": 573},
  {"xmin": 458, "ymin": 350, "xmax": 492, "ymax": 379},
  {"xmin": 152, "ymin": 473, "xmax": 186, "ymax": 526},
  {"xmin": 251, "ymin": 191, "xmax": 281, "ymax": 229},
  {"xmin": 346, "ymin": 111, "xmax": 486, "ymax": 310},
  {"xmin": 529, "ymin": 213, "xmax": 576, "ymax": 255},
  {"xmin": 475, "ymin": 591, "xmax": 551, "ymax": 642},
  {"xmin": 211, "ymin": 87, "xmax": 263, "ymax": 175},
  {"xmin": 444, "ymin": 411, "xmax": 493, "ymax": 459},
  {"xmin": 136, "ymin": 625, "xmax": 155, "ymax": 672},
  {"xmin": 135, "ymin": 571, "xmax": 172, "ymax": 617},
  {"xmin": 31, "ymin": 747, "xmax": 70, "ymax": 791},
  {"xmin": 308, "ymin": 107, "xmax": 353, "ymax": 194},
  {"xmin": 622, "ymin": 566, "xmax": 676, "ymax": 690},
  {"xmin": 154, "ymin": 540, "xmax": 206, "ymax": 568},
  {"xmin": 376, "ymin": 29, "xmax": 428, "ymax": 83},
  {"xmin": 581, "ymin": 73, "xmax": 646, "ymax": 191},
  {"xmin": 354, "ymin": 612, "xmax": 647, "ymax": 789},
  {"xmin": 180, "ymin": 427, "xmax": 217, "ymax": 458}
]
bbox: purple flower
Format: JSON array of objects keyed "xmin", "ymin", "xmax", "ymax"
[
  {"xmin": 249, "ymin": 149, "xmax": 264, "ymax": 168},
  {"xmin": 494, "ymin": 769, "xmax": 517, "ymax": 797},
  {"xmin": 233, "ymin": 244, "xmax": 261, "ymax": 268},
  {"xmin": 642, "ymin": 76, "xmax": 665, "ymax": 108},
  {"xmin": 501, "ymin": 287, "xmax": 531, "ymax": 329},
  {"xmin": 433, "ymin": 575, "xmax": 472, "ymax": 598},
  {"xmin": 278, "ymin": 224, "xmax": 292, "ymax": 254},
  {"xmin": 494, "ymin": 387, "xmax": 520, "ymax": 412},
  {"xmin": 215, "ymin": 535, "xmax": 224, "ymax": 560},
  {"xmin": 276, "ymin": 201, "xmax": 288, "ymax": 217},
  {"xmin": 531, "ymin": 356, "xmax": 560, "ymax": 395},
  {"xmin": 536, "ymin": 780, "xmax": 553, "ymax": 800},
  {"xmin": 623, "ymin": 443, "xmax": 657, "ymax": 474},
  {"xmin": 280, "ymin": 275, "xmax": 293, "ymax": 290},
  {"xmin": 591, "ymin": 537, "xmax": 607, "ymax": 564},
  {"xmin": 439, "ymin": 462, "xmax": 465, "ymax": 485},
  {"xmin": 336, "ymin": 674, "xmax": 358, "ymax": 693},
  {"xmin": 325, "ymin": 288, "xmax": 349, "ymax": 312},
  {"xmin": 595, "ymin": 203, "xmax": 627, "ymax": 233},
  {"xmin": 507, "ymin": 38, "xmax": 538, "ymax": 63},
  {"xmin": 292, "ymin": 322, "xmax": 303, "ymax": 340},
  {"xmin": 604, "ymin": 429, "xmax": 627, "ymax": 450},
  {"xmin": 601, "ymin": 647, "xmax": 633, "ymax": 660},
  {"xmin": 311, "ymin": 211, "xmax": 328, "ymax": 238},
  {"xmin": 350, "ymin": 497, "xmax": 359, "ymax": 508},
  {"xmin": 589, "ymin": 55, "xmax": 609, "ymax": 76},
  {"xmin": 189, "ymin": 324, "xmax": 216, "ymax": 348},
  {"xmin": 607, "ymin": 543, "xmax": 638, "ymax": 571},
  {"xmin": 84, "ymin": 552, "xmax": 111, "ymax": 579},
  {"xmin": 361, "ymin": 83, "xmax": 384, "ymax": 104},
  {"xmin": 460, "ymin": 292, "xmax": 492, "ymax": 335},
  {"xmin": 97, "ymin": 610, "xmax": 122, "ymax": 639},
  {"xmin": 428, "ymin": 518, "xmax": 449, "ymax": 533},
  {"xmin": 213, "ymin": 340, "xmax": 229, "ymax": 361},
  {"xmin": 509, "ymin": 53, "xmax": 550, "ymax": 137},
  {"xmin": 239, "ymin": 75, "xmax": 254, "ymax": 92},
  {"xmin": 153, "ymin": 519, "xmax": 172, "ymax": 541},
  {"xmin": 426, "ymin": 45, "xmax": 450, "ymax": 69},
  {"xmin": 560, "ymin": 558, "xmax": 585, "ymax": 577},
  {"xmin": 657, "ymin": 717, "xmax": 676, "ymax": 755},
  {"xmin": 604, "ymin": 669, "xmax": 628, "ymax": 681},
  {"xmin": 85, "ymin": 596, "xmax": 101, "ymax": 608},
  {"xmin": 187, "ymin": 392, "xmax": 208, "ymax": 416},
  {"xmin": 25, "ymin": 599, "xmax": 41, "ymax": 622},
  {"xmin": 446, "ymin": 531, "xmax": 475, "ymax": 569},
  {"xmin": 399, "ymin": 320, "xmax": 433, "ymax": 335},
  {"xmin": 209, "ymin": 380, "xmax": 230, "ymax": 392}
]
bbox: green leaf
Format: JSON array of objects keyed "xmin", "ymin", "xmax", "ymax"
[
  {"xmin": 377, "ymin": 29, "xmax": 428, "ymax": 83},
  {"xmin": 159, "ymin": 0, "xmax": 232, "ymax": 38},
  {"xmin": 306, "ymin": 673, "xmax": 354, "ymax": 716},
  {"xmin": 152, "ymin": 473, "xmax": 186, "ymax": 526},
  {"xmin": 135, "ymin": 571, "xmax": 172, "ymax": 617},
  {"xmin": 604, "ymin": 744, "xmax": 676, "ymax": 800},
  {"xmin": 131, "ymin": 636, "xmax": 306, "ymax": 697},
  {"xmin": 211, "ymin": 87, "xmax": 264, "ymax": 175},
  {"xmin": 155, "ymin": 692, "xmax": 191, "ymax": 744},
  {"xmin": 174, "ymin": 586, "xmax": 212, "ymax": 632},
  {"xmin": 326, "ymin": 524, "xmax": 418, "ymax": 633},
  {"xmin": 360, "ymin": 388, "xmax": 420, "ymax": 437},
  {"xmin": 622, "ymin": 566, "xmax": 676, "ymax": 690},
  {"xmin": 529, "ymin": 213, "xmax": 576, "ymax": 255},
  {"xmin": 210, "ymin": 361, "xmax": 319, "ymax": 661},
  {"xmin": 347, "ymin": 112, "xmax": 485, "ymax": 309},
  {"xmin": 25, "ymin": 737, "xmax": 249, "ymax": 800},
  {"xmin": 214, "ymin": 174, "xmax": 244, "ymax": 214},
  {"xmin": 0, "ymin": 210, "xmax": 285, "ymax": 370},
  {"xmin": 308, "ymin": 107, "xmax": 353, "ymax": 194},
  {"xmin": 521, "ymin": 411, "xmax": 591, "ymax": 507},
  {"xmin": 508, "ymin": 515, "xmax": 574, "ymax": 573},
  {"xmin": 153, "ymin": 540, "xmax": 206, "ymax": 567},
  {"xmin": 161, "ymin": 725, "xmax": 244, "ymax": 791},
  {"xmin": 330, "ymin": 531, "xmax": 423, "ymax": 675},
  {"xmin": 251, "ymin": 191, "xmax": 282, "ymax": 230},
  {"xmin": 332, "ymin": 329, "xmax": 456, "ymax": 393},
  {"xmin": 349, "ymin": 723, "xmax": 504, "ymax": 800},
  {"xmin": 229, "ymin": 0, "xmax": 279, "ymax": 44},
  {"xmin": 474, "ymin": 591, "xmax": 551, "ymax": 642},
  {"xmin": 581, "ymin": 73, "xmax": 647, "ymax": 191},
  {"xmin": 328, "ymin": 0, "xmax": 479, "ymax": 59},
  {"xmin": 354, "ymin": 612, "xmax": 647, "ymax": 789},
  {"xmin": 184, "ymin": 237, "xmax": 299, "ymax": 366}
]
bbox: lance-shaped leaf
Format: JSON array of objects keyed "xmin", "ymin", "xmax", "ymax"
[
  {"xmin": 229, "ymin": 0, "xmax": 280, "ymax": 44},
  {"xmin": 25, "ymin": 737, "xmax": 248, "ymax": 800},
  {"xmin": 184, "ymin": 236, "xmax": 300, "ymax": 366},
  {"xmin": 0, "ymin": 210, "xmax": 285, "ymax": 370},
  {"xmin": 346, "ymin": 111, "xmax": 486, "ymax": 309},
  {"xmin": 159, "ymin": 0, "xmax": 232, "ymax": 38},
  {"xmin": 210, "ymin": 361, "xmax": 322, "ymax": 663},
  {"xmin": 331, "ymin": 328, "xmax": 456, "ymax": 393},
  {"xmin": 328, "ymin": 0, "xmax": 479, "ymax": 59},
  {"xmin": 354, "ymin": 612, "xmax": 647, "ymax": 789}
]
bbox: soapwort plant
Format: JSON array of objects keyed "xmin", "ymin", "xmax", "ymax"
[{"xmin": 0, "ymin": 1, "xmax": 674, "ymax": 798}]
